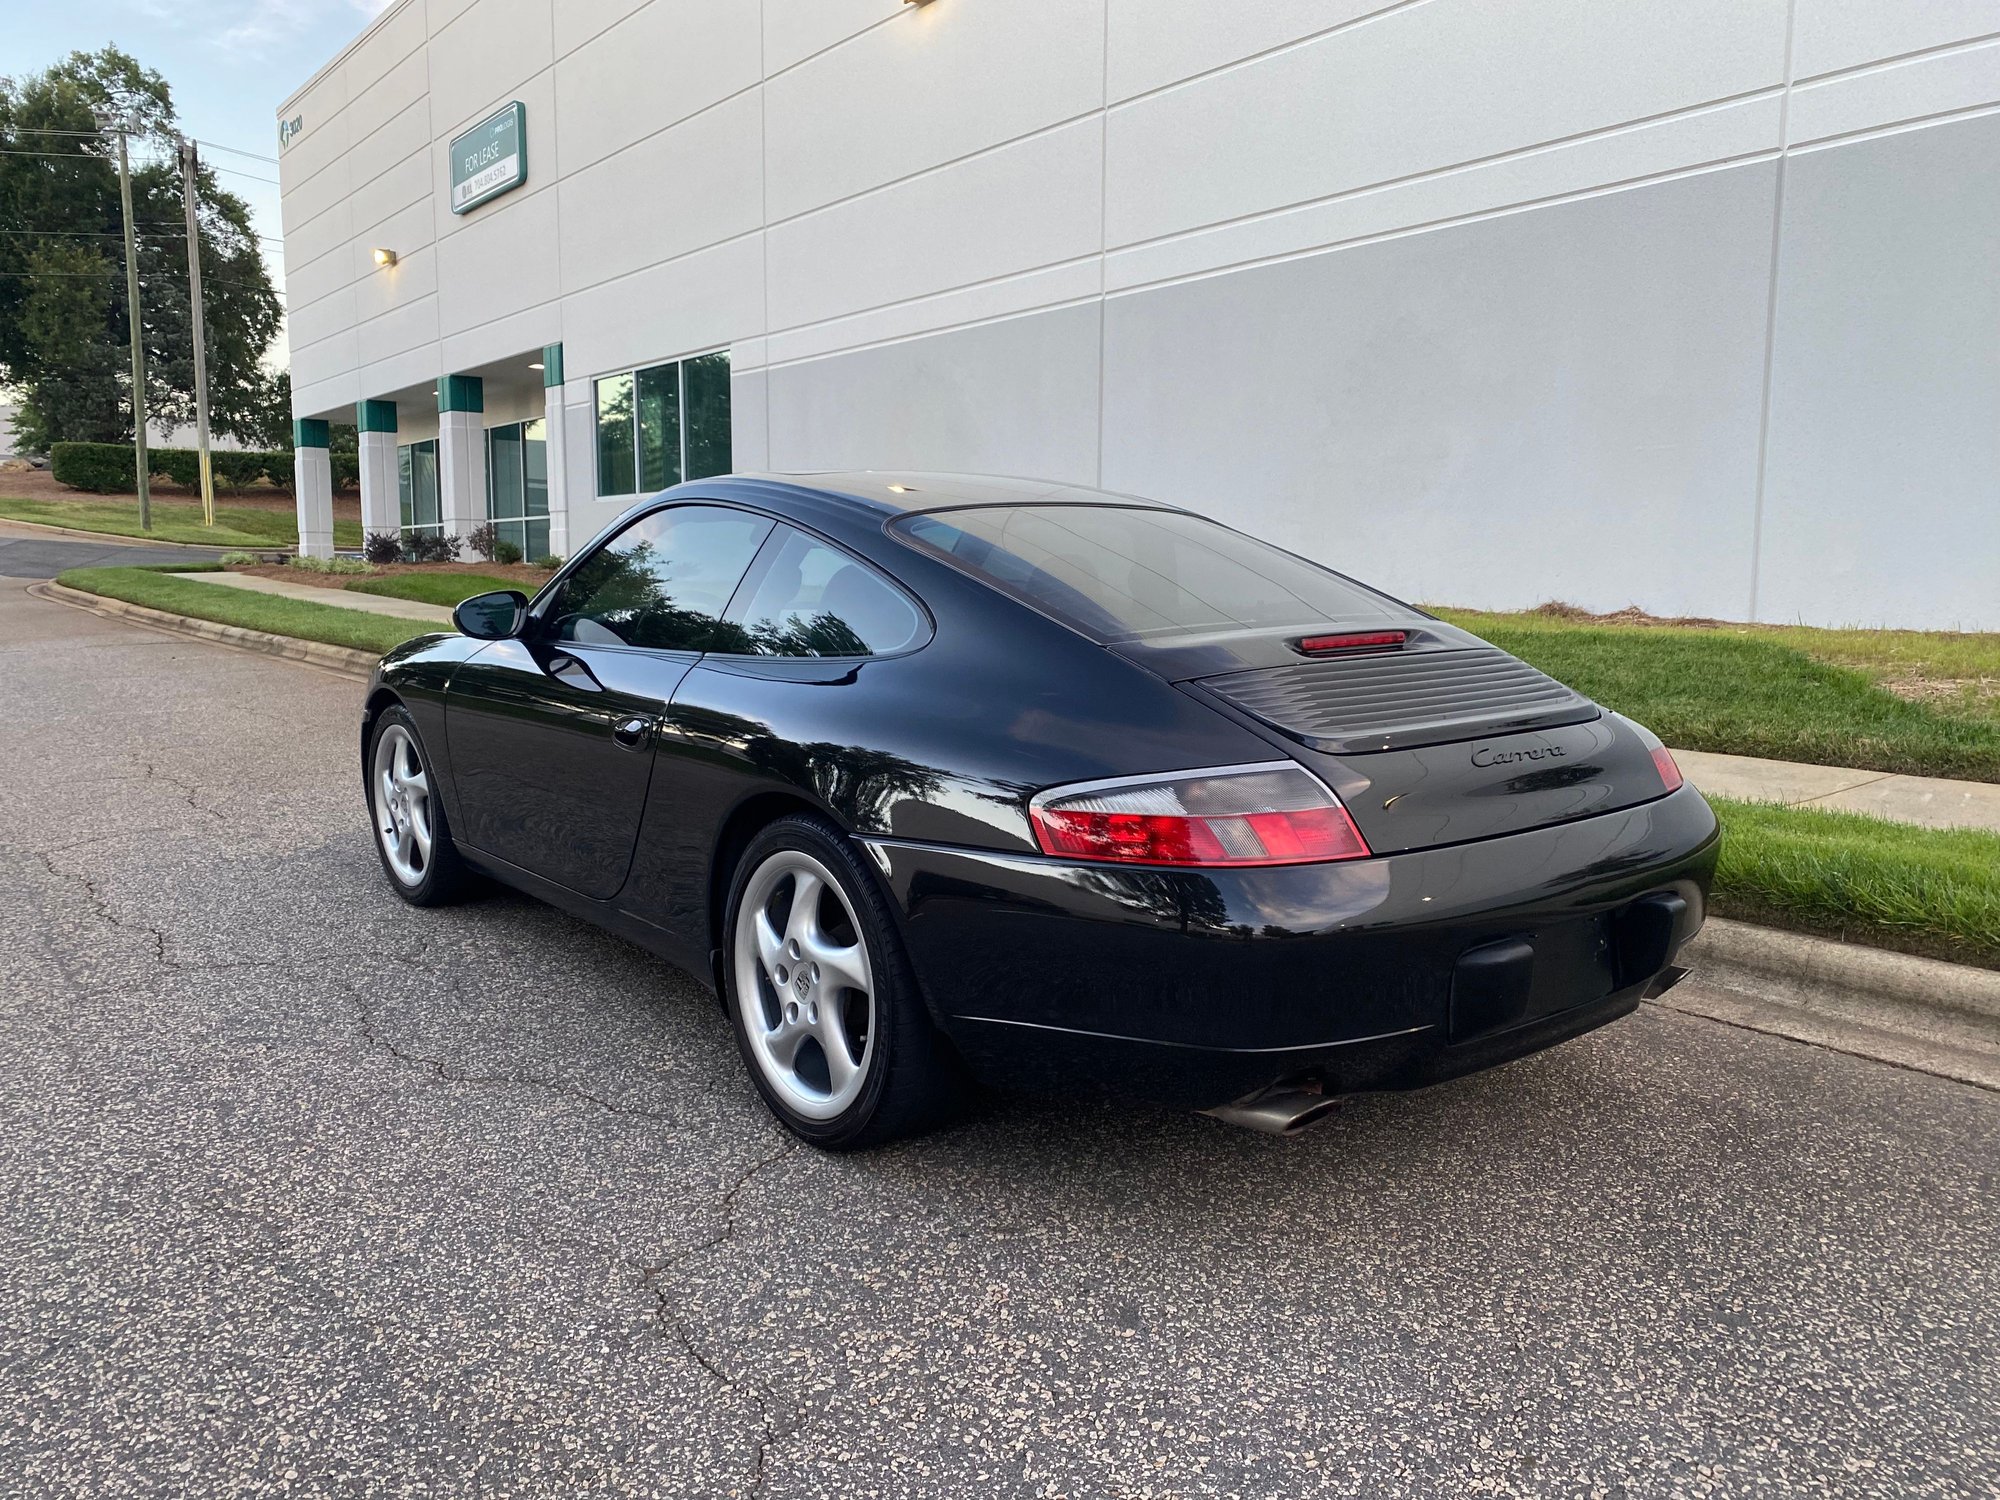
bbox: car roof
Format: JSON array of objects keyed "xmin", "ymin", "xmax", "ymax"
[{"xmin": 732, "ymin": 471, "xmax": 1186, "ymax": 518}]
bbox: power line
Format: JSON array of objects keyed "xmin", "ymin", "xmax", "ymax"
[
  {"xmin": 194, "ymin": 139, "xmax": 278, "ymax": 165},
  {"xmin": 0, "ymin": 225, "xmax": 284, "ymax": 245},
  {"xmin": 204, "ymin": 163, "xmax": 281, "ymax": 186}
]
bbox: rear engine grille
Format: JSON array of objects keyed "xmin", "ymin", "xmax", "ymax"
[{"xmin": 1195, "ymin": 646, "xmax": 1597, "ymax": 754}]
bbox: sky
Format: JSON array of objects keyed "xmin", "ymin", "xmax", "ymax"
[{"xmin": 3, "ymin": 0, "xmax": 396, "ymax": 363}]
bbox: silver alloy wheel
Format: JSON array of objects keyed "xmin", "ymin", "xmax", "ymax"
[
  {"xmin": 372, "ymin": 723, "xmax": 435, "ymax": 887},
  {"xmin": 733, "ymin": 849, "xmax": 876, "ymax": 1121}
]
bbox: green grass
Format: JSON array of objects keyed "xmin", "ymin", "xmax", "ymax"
[
  {"xmin": 57, "ymin": 566, "xmax": 441, "ymax": 656},
  {"xmin": 1439, "ymin": 609, "xmax": 2000, "ymax": 783},
  {"xmin": 345, "ymin": 572, "xmax": 522, "ymax": 608},
  {"xmin": 1710, "ymin": 797, "xmax": 2000, "ymax": 970},
  {"xmin": 0, "ymin": 496, "xmax": 362, "ymax": 550}
]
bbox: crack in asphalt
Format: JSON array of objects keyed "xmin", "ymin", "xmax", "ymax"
[
  {"xmin": 128, "ymin": 759, "xmax": 228, "ymax": 825},
  {"xmin": 637, "ymin": 1138, "xmax": 801, "ymax": 1498},
  {"xmin": 35, "ymin": 851, "xmax": 173, "ymax": 969},
  {"xmin": 343, "ymin": 956, "xmax": 690, "ymax": 1126}
]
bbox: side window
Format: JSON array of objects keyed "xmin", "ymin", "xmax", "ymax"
[
  {"xmin": 717, "ymin": 527, "xmax": 925, "ymax": 658},
  {"xmin": 547, "ymin": 505, "xmax": 772, "ymax": 651}
]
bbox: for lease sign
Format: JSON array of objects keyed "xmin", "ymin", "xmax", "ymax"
[{"xmin": 450, "ymin": 103, "xmax": 526, "ymax": 215}]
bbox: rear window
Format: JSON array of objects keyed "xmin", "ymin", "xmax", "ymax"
[{"xmin": 894, "ymin": 505, "xmax": 1405, "ymax": 643}]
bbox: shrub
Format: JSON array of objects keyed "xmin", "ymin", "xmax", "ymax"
[
  {"xmin": 466, "ymin": 521, "xmax": 499, "ymax": 560},
  {"xmin": 51, "ymin": 441, "xmax": 295, "ymax": 495},
  {"xmin": 213, "ymin": 450, "xmax": 269, "ymax": 493},
  {"xmin": 363, "ymin": 531, "xmax": 403, "ymax": 565},
  {"xmin": 50, "ymin": 442, "xmax": 135, "ymax": 493},
  {"xmin": 150, "ymin": 449, "xmax": 200, "ymax": 488},
  {"xmin": 493, "ymin": 539, "xmax": 524, "ymax": 566},
  {"xmin": 287, "ymin": 554, "xmax": 372, "ymax": 575},
  {"xmin": 534, "ymin": 555, "xmax": 563, "ymax": 571},
  {"xmin": 404, "ymin": 531, "xmax": 463, "ymax": 564},
  {"xmin": 218, "ymin": 551, "xmax": 260, "ymax": 566},
  {"xmin": 330, "ymin": 453, "xmax": 360, "ymax": 492}
]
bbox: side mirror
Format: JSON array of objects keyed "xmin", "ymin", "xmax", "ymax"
[{"xmin": 453, "ymin": 589, "xmax": 530, "ymax": 640}]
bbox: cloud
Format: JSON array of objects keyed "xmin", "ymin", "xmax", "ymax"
[{"xmin": 143, "ymin": 0, "xmax": 398, "ymax": 61}]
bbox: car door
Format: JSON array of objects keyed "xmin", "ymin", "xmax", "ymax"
[
  {"xmin": 619, "ymin": 523, "xmax": 936, "ymax": 929},
  {"xmin": 444, "ymin": 503, "xmax": 774, "ymax": 898}
]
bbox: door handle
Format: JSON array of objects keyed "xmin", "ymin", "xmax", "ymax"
[{"xmin": 612, "ymin": 716, "xmax": 652, "ymax": 750}]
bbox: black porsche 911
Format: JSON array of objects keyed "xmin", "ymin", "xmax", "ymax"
[{"xmin": 362, "ymin": 472, "xmax": 1717, "ymax": 1147}]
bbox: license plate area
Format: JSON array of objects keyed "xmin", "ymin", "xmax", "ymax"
[{"xmin": 1448, "ymin": 916, "xmax": 1618, "ymax": 1044}]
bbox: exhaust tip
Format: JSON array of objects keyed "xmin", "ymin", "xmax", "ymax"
[
  {"xmin": 1644, "ymin": 965, "xmax": 1692, "ymax": 999},
  {"xmin": 1200, "ymin": 1085, "xmax": 1342, "ymax": 1137}
]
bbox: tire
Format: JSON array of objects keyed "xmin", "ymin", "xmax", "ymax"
[
  {"xmin": 723, "ymin": 814, "xmax": 964, "ymax": 1149},
  {"xmin": 366, "ymin": 705, "xmax": 473, "ymax": 907}
]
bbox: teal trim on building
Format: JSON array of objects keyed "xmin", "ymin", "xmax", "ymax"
[
  {"xmin": 542, "ymin": 343, "xmax": 565, "ymax": 388},
  {"xmin": 438, "ymin": 375, "xmax": 485, "ymax": 414},
  {"xmin": 294, "ymin": 418, "xmax": 330, "ymax": 449},
  {"xmin": 357, "ymin": 399, "xmax": 399, "ymax": 434}
]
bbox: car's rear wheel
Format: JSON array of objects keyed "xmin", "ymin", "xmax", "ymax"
[
  {"xmin": 724, "ymin": 815, "xmax": 961, "ymax": 1148},
  {"xmin": 367, "ymin": 706, "xmax": 471, "ymax": 906}
]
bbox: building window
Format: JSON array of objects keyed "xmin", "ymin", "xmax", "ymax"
[
  {"xmin": 398, "ymin": 439, "xmax": 440, "ymax": 537},
  {"xmin": 486, "ymin": 420, "xmax": 549, "ymax": 559},
  {"xmin": 593, "ymin": 350, "xmax": 730, "ymax": 500}
]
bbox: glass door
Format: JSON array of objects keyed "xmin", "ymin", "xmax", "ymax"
[{"xmin": 485, "ymin": 420, "xmax": 549, "ymax": 559}]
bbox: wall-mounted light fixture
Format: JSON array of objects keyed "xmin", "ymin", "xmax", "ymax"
[
  {"xmin": 903, "ymin": 0, "xmax": 936, "ymax": 6},
  {"xmin": 528, "ymin": 362, "xmax": 544, "ymax": 371},
  {"xmin": 373, "ymin": 247, "xmax": 398, "ymax": 268}
]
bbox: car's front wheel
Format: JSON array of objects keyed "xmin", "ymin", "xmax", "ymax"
[
  {"xmin": 723, "ymin": 815, "xmax": 961, "ymax": 1148},
  {"xmin": 367, "ymin": 705, "xmax": 472, "ymax": 907}
]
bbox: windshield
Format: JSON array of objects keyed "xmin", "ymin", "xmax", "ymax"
[{"xmin": 894, "ymin": 505, "xmax": 1408, "ymax": 644}]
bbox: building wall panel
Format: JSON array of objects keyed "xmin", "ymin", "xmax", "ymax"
[
  {"xmin": 1101, "ymin": 163, "xmax": 1778, "ymax": 620},
  {"xmin": 554, "ymin": 0, "xmax": 761, "ymax": 176},
  {"xmin": 1757, "ymin": 112, "xmax": 2000, "ymax": 630},
  {"xmin": 764, "ymin": 0, "xmax": 1103, "ymax": 222},
  {"xmin": 1105, "ymin": 0, "xmax": 1787, "ymax": 249}
]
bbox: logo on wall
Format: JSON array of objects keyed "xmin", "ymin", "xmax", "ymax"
[{"xmin": 278, "ymin": 114, "xmax": 304, "ymax": 149}]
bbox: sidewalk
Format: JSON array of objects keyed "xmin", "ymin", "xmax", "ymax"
[
  {"xmin": 1676, "ymin": 748, "xmax": 2000, "ymax": 835},
  {"xmin": 172, "ymin": 569, "xmax": 457, "ymax": 625}
]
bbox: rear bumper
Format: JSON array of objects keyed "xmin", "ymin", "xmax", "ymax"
[{"xmin": 862, "ymin": 785, "xmax": 1720, "ymax": 1108}]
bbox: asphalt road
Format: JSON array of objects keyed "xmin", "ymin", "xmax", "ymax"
[
  {"xmin": 0, "ymin": 524, "xmax": 225, "ymax": 578},
  {"xmin": 1, "ymin": 574, "xmax": 1995, "ymax": 1499}
]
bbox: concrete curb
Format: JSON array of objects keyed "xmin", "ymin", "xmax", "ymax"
[
  {"xmin": 0, "ymin": 515, "xmax": 255, "ymax": 551},
  {"xmin": 1666, "ymin": 918, "xmax": 2000, "ymax": 1090},
  {"xmin": 30, "ymin": 580, "xmax": 384, "ymax": 679}
]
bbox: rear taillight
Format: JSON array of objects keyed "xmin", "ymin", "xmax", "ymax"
[
  {"xmin": 1028, "ymin": 764, "xmax": 1372, "ymax": 868},
  {"xmin": 1651, "ymin": 746, "xmax": 1684, "ymax": 794},
  {"xmin": 1296, "ymin": 630, "xmax": 1407, "ymax": 656},
  {"xmin": 1625, "ymin": 719, "xmax": 1684, "ymax": 793}
]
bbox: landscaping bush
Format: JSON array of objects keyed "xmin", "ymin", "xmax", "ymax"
[
  {"xmin": 213, "ymin": 450, "xmax": 270, "ymax": 494},
  {"xmin": 50, "ymin": 441, "xmax": 296, "ymax": 495},
  {"xmin": 534, "ymin": 555, "xmax": 562, "ymax": 571},
  {"xmin": 493, "ymin": 539, "xmax": 524, "ymax": 566},
  {"xmin": 466, "ymin": 521, "xmax": 499, "ymax": 560},
  {"xmin": 363, "ymin": 531, "xmax": 403, "ymax": 565},
  {"xmin": 49, "ymin": 442, "xmax": 136, "ymax": 493},
  {"xmin": 331, "ymin": 453, "xmax": 360, "ymax": 492},
  {"xmin": 287, "ymin": 555, "xmax": 372, "ymax": 575},
  {"xmin": 403, "ymin": 531, "xmax": 464, "ymax": 564},
  {"xmin": 150, "ymin": 449, "xmax": 201, "ymax": 488},
  {"xmin": 218, "ymin": 551, "xmax": 260, "ymax": 566}
]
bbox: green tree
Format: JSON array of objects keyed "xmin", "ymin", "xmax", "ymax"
[{"xmin": 0, "ymin": 47, "xmax": 283, "ymax": 450}]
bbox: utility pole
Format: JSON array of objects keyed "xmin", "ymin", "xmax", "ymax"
[
  {"xmin": 98, "ymin": 110, "xmax": 151, "ymax": 530},
  {"xmin": 176, "ymin": 135, "xmax": 216, "ymax": 528}
]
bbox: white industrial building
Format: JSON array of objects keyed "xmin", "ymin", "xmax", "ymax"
[{"xmin": 278, "ymin": 0, "xmax": 1999, "ymax": 628}]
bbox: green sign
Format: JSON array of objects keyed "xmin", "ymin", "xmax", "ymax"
[{"xmin": 450, "ymin": 102, "xmax": 526, "ymax": 215}]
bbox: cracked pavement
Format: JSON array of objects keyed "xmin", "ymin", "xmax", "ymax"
[{"xmin": 1, "ymin": 567, "xmax": 1997, "ymax": 1498}]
